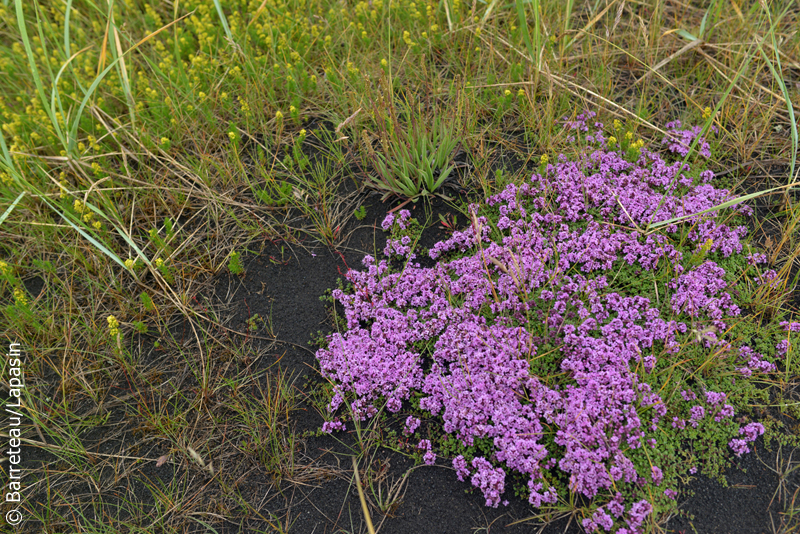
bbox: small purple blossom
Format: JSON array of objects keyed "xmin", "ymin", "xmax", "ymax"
[
  {"xmin": 321, "ymin": 420, "xmax": 346, "ymax": 433},
  {"xmin": 650, "ymin": 466, "xmax": 663, "ymax": 486},
  {"xmin": 662, "ymin": 120, "xmax": 713, "ymax": 158},
  {"xmin": 705, "ymin": 391, "xmax": 727, "ymax": 406},
  {"xmin": 381, "ymin": 212, "xmax": 395, "ymax": 230},
  {"xmin": 583, "ymin": 507, "xmax": 614, "ymax": 532},
  {"xmin": 729, "ymin": 438, "xmax": 750, "ymax": 457},
  {"xmin": 626, "ymin": 500, "xmax": 653, "ymax": 531},
  {"xmin": 423, "ymin": 450, "xmax": 437, "ymax": 465},
  {"xmin": 404, "ymin": 416, "xmax": 421, "ymax": 435},
  {"xmin": 453, "ymin": 455, "xmax": 470, "ymax": 481},
  {"xmin": 689, "ymin": 405, "xmax": 705, "ymax": 427},
  {"xmin": 739, "ymin": 422, "xmax": 765, "ymax": 442},
  {"xmin": 715, "ymin": 404, "xmax": 735, "ymax": 422},
  {"xmin": 471, "ymin": 457, "xmax": 506, "ymax": 507}
]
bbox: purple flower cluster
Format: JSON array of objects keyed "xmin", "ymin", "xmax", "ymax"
[
  {"xmin": 776, "ymin": 321, "xmax": 800, "ymax": 358},
  {"xmin": 316, "ymin": 117, "xmax": 775, "ymax": 532},
  {"xmin": 669, "ymin": 261, "xmax": 739, "ymax": 321},
  {"xmin": 729, "ymin": 422, "xmax": 765, "ymax": 457},
  {"xmin": 662, "ymin": 120, "xmax": 715, "ymax": 158},
  {"xmin": 470, "ymin": 457, "xmax": 507, "ymax": 507},
  {"xmin": 404, "ymin": 416, "xmax": 421, "ymax": 435}
]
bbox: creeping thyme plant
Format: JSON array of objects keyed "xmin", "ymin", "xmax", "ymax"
[{"xmin": 317, "ymin": 112, "xmax": 800, "ymax": 533}]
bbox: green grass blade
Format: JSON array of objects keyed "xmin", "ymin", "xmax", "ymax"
[
  {"xmin": 68, "ymin": 11, "xmax": 195, "ymax": 154},
  {"xmin": 515, "ymin": 0, "xmax": 539, "ymax": 71},
  {"xmin": 107, "ymin": 1, "xmax": 136, "ymax": 129},
  {"xmin": 212, "ymin": 0, "xmax": 235, "ymax": 46},
  {"xmin": 0, "ymin": 192, "xmax": 26, "ymax": 227},
  {"xmin": 58, "ymin": 208, "xmax": 127, "ymax": 269},
  {"xmin": 646, "ymin": 181, "xmax": 799, "ymax": 232},
  {"xmin": 698, "ymin": 4, "xmax": 711, "ymax": 39},
  {"xmin": 757, "ymin": 1, "xmax": 797, "ymax": 188},
  {"xmin": 480, "ymin": 0, "xmax": 503, "ymax": 25},
  {"xmin": 646, "ymin": 39, "xmax": 757, "ymax": 231},
  {"xmin": 15, "ymin": 0, "xmax": 67, "ymax": 148},
  {"xmin": 63, "ymin": 0, "xmax": 72, "ymax": 58}
]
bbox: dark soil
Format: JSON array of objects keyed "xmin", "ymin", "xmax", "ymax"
[{"xmin": 206, "ymin": 188, "xmax": 800, "ymax": 534}]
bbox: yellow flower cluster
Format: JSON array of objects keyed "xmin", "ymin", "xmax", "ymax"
[
  {"xmin": 125, "ymin": 258, "xmax": 135, "ymax": 270},
  {"xmin": 702, "ymin": 106, "xmax": 712, "ymax": 120},
  {"xmin": 0, "ymin": 261, "xmax": 10, "ymax": 276},
  {"xmin": 87, "ymin": 135, "xmax": 100, "ymax": 152},
  {"xmin": 107, "ymin": 315, "xmax": 120, "ymax": 337},
  {"xmin": 237, "ymin": 96, "xmax": 250, "ymax": 115},
  {"xmin": 346, "ymin": 62, "xmax": 360, "ymax": 76},
  {"xmin": 13, "ymin": 288, "xmax": 28, "ymax": 306}
]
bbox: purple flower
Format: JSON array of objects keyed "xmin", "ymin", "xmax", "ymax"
[
  {"xmin": 453, "ymin": 455, "xmax": 470, "ymax": 481},
  {"xmin": 714, "ymin": 404, "xmax": 735, "ymax": 422},
  {"xmin": 705, "ymin": 391, "xmax": 727, "ymax": 406},
  {"xmin": 689, "ymin": 405, "xmax": 705, "ymax": 427},
  {"xmin": 650, "ymin": 466, "xmax": 663, "ymax": 486},
  {"xmin": 739, "ymin": 422, "xmax": 765, "ymax": 442},
  {"xmin": 423, "ymin": 450, "xmax": 437, "ymax": 466},
  {"xmin": 607, "ymin": 492, "xmax": 625, "ymax": 517},
  {"xmin": 381, "ymin": 212, "xmax": 395, "ymax": 230},
  {"xmin": 583, "ymin": 507, "xmax": 614, "ymax": 532},
  {"xmin": 470, "ymin": 457, "xmax": 506, "ymax": 507},
  {"xmin": 404, "ymin": 416, "xmax": 421, "ymax": 435},
  {"xmin": 322, "ymin": 420, "xmax": 346, "ymax": 433},
  {"xmin": 662, "ymin": 121, "xmax": 713, "ymax": 158},
  {"xmin": 729, "ymin": 438, "xmax": 750, "ymax": 457},
  {"xmin": 626, "ymin": 500, "xmax": 652, "ymax": 531}
]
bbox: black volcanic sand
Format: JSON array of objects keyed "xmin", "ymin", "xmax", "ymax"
[{"xmin": 208, "ymin": 191, "xmax": 800, "ymax": 534}]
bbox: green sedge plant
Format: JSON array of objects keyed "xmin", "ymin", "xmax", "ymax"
[{"xmin": 365, "ymin": 93, "xmax": 459, "ymax": 202}]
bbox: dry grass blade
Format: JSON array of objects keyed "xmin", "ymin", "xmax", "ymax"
[
  {"xmin": 334, "ymin": 107, "xmax": 362, "ymax": 136},
  {"xmin": 564, "ymin": 0, "xmax": 622, "ymax": 52},
  {"xmin": 633, "ymin": 37, "xmax": 703, "ymax": 87},
  {"xmin": 353, "ymin": 457, "xmax": 377, "ymax": 534}
]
